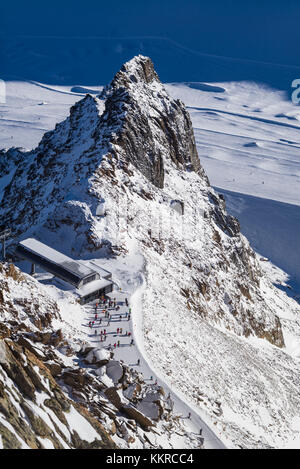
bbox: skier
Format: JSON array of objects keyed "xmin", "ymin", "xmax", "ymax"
[
  {"xmin": 95, "ymin": 330, "xmax": 97, "ymax": 335},
  {"xmin": 117, "ymin": 328, "xmax": 119, "ymax": 334},
  {"xmin": 137, "ymin": 358, "xmax": 140, "ymax": 366},
  {"xmin": 117, "ymin": 340, "xmax": 120, "ymax": 347},
  {"xmin": 125, "ymin": 298, "xmax": 128, "ymax": 307},
  {"xmin": 188, "ymin": 412, "xmax": 191, "ymax": 419},
  {"xmin": 120, "ymin": 328, "xmax": 123, "ymax": 334}
]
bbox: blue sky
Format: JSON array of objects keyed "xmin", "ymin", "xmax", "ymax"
[
  {"xmin": 0, "ymin": 1, "xmax": 299, "ymax": 88},
  {"xmin": 1, "ymin": 0, "xmax": 299, "ymax": 66}
]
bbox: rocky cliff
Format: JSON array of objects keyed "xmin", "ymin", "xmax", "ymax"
[{"xmin": 0, "ymin": 263, "xmax": 115, "ymax": 449}]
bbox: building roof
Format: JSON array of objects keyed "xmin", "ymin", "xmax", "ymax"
[
  {"xmin": 18, "ymin": 238, "xmax": 95, "ymax": 280},
  {"xmin": 81, "ymin": 260, "xmax": 112, "ymax": 279},
  {"xmin": 75, "ymin": 278, "xmax": 113, "ymax": 297}
]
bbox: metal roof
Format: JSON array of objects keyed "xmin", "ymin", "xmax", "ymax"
[
  {"xmin": 75, "ymin": 278, "xmax": 113, "ymax": 297},
  {"xmin": 81, "ymin": 260, "xmax": 112, "ymax": 279},
  {"xmin": 18, "ymin": 238, "xmax": 95, "ymax": 280}
]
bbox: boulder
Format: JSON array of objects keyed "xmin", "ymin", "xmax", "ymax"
[
  {"xmin": 104, "ymin": 387, "xmax": 123, "ymax": 410},
  {"xmin": 122, "ymin": 405, "xmax": 155, "ymax": 431}
]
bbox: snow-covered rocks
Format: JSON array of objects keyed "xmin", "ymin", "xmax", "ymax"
[
  {"xmin": 106, "ymin": 360, "xmax": 124, "ymax": 384},
  {"xmin": 85, "ymin": 347, "xmax": 110, "ymax": 366},
  {"xmin": 0, "ymin": 263, "xmax": 195, "ymax": 449}
]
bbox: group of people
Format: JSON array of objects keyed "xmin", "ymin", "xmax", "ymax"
[
  {"xmin": 87, "ymin": 294, "xmax": 134, "ymax": 349},
  {"xmin": 86, "ymin": 294, "xmax": 198, "ymax": 433}
]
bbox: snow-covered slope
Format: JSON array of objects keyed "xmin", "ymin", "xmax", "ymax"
[
  {"xmin": 1, "ymin": 56, "xmax": 300, "ymax": 448},
  {"xmin": 166, "ymin": 81, "xmax": 300, "ymax": 207},
  {"xmin": 165, "ymin": 81, "xmax": 300, "ymax": 287}
]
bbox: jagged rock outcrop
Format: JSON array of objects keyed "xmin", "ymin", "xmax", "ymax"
[
  {"xmin": 98, "ymin": 55, "xmax": 204, "ymax": 189},
  {"xmin": 0, "ymin": 263, "xmax": 116, "ymax": 449},
  {"xmin": 0, "ymin": 336, "xmax": 119, "ymax": 449}
]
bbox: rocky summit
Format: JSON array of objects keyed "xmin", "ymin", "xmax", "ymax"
[{"xmin": 0, "ymin": 56, "xmax": 300, "ymax": 449}]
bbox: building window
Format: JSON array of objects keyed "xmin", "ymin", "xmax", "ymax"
[{"xmin": 82, "ymin": 274, "xmax": 97, "ymax": 285}]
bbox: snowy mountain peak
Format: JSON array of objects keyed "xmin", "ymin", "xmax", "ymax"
[
  {"xmin": 97, "ymin": 55, "xmax": 203, "ymax": 189},
  {"xmin": 107, "ymin": 55, "xmax": 160, "ymax": 90}
]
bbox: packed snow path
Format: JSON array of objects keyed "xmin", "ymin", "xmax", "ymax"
[{"xmin": 82, "ymin": 289, "xmax": 226, "ymax": 449}]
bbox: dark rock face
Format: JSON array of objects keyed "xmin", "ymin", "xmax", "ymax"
[
  {"xmin": 0, "ymin": 338, "xmax": 117, "ymax": 449},
  {"xmin": 110, "ymin": 55, "xmax": 160, "ymax": 88},
  {"xmin": 209, "ymin": 193, "xmax": 240, "ymax": 236},
  {"xmin": 98, "ymin": 55, "xmax": 204, "ymax": 189},
  {"xmin": 0, "ymin": 147, "xmax": 23, "ymax": 179},
  {"xmin": 122, "ymin": 405, "xmax": 155, "ymax": 431}
]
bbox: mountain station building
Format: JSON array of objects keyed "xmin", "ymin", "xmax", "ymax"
[{"xmin": 16, "ymin": 238, "xmax": 113, "ymax": 304}]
